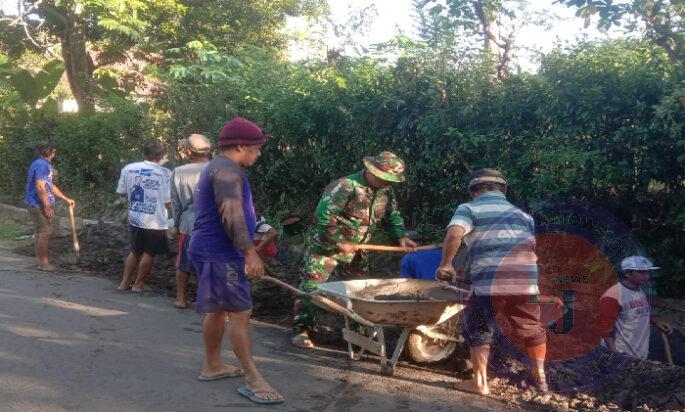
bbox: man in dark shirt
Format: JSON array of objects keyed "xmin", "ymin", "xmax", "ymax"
[{"xmin": 188, "ymin": 117, "xmax": 283, "ymax": 405}]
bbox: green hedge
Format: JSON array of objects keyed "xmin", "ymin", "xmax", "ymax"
[
  {"xmin": 162, "ymin": 40, "xmax": 685, "ymax": 295},
  {"xmin": 3, "ymin": 39, "xmax": 684, "ymax": 295},
  {"xmin": 0, "ymin": 100, "xmax": 149, "ymax": 213}
]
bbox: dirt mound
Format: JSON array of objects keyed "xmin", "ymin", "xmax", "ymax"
[
  {"xmin": 12, "ymin": 221, "xmax": 312, "ymax": 323},
  {"xmin": 486, "ymin": 346, "xmax": 685, "ymax": 411},
  {"xmin": 14, "ymin": 222, "xmax": 180, "ymax": 294}
]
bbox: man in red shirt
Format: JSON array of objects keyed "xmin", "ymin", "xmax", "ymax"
[{"xmin": 599, "ymin": 256, "xmax": 671, "ymax": 359}]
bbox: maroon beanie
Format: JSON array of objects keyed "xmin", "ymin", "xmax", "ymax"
[{"xmin": 218, "ymin": 117, "xmax": 266, "ymax": 146}]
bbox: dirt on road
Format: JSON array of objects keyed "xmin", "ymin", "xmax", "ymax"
[{"xmin": 9, "ymin": 219, "xmax": 685, "ymax": 411}]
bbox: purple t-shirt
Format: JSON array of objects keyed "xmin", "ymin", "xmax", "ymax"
[
  {"xmin": 25, "ymin": 158, "xmax": 55, "ymax": 207},
  {"xmin": 189, "ymin": 156, "xmax": 256, "ymax": 262}
]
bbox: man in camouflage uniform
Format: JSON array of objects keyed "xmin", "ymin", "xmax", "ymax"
[{"xmin": 292, "ymin": 151, "xmax": 417, "ymax": 348}]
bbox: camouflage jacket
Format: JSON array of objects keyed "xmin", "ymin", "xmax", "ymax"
[{"xmin": 306, "ymin": 170, "xmax": 406, "ymax": 261}]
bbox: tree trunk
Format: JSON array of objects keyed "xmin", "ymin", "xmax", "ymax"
[
  {"xmin": 473, "ymin": 0, "xmax": 510, "ymax": 81},
  {"xmin": 60, "ymin": 8, "xmax": 95, "ymax": 114}
]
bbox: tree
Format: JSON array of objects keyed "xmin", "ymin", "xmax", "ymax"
[
  {"xmin": 8, "ymin": 0, "xmax": 183, "ymax": 113},
  {"xmin": 558, "ymin": 0, "xmax": 685, "ymax": 76},
  {"xmin": 420, "ymin": 0, "xmax": 526, "ymax": 80},
  {"xmin": 9, "ymin": 0, "xmax": 326, "ymax": 113},
  {"xmin": 172, "ymin": 0, "xmax": 328, "ymax": 56},
  {"xmin": 0, "ymin": 58, "xmax": 64, "ymax": 109}
]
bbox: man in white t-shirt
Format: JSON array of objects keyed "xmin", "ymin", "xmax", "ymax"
[
  {"xmin": 599, "ymin": 256, "xmax": 672, "ymax": 359},
  {"xmin": 116, "ymin": 140, "xmax": 172, "ymax": 293},
  {"xmin": 253, "ymin": 212, "xmax": 278, "ymax": 259}
]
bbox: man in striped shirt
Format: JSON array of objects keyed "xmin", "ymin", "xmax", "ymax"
[{"xmin": 436, "ymin": 169, "xmax": 547, "ymax": 395}]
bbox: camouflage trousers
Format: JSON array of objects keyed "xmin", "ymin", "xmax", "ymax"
[{"xmin": 293, "ymin": 251, "xmax": 369, "ymax": 334}]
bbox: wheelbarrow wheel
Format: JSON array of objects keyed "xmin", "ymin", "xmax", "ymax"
[
  {"xmin": 407, "ymin": 331, "xmax": 457, "ymax": 364},
  {"xmin": 406, "ymin": 316, "xmax": 460, "ymax": 364}
]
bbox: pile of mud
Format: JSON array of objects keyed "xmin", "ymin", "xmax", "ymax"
[{"xmin": 486, "ymin": 345, "xmax": 685, "ymax": 411}]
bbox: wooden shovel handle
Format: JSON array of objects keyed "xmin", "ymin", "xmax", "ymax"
[
  {"xmin": 661, "ymin": 330, "xmax": 674, "ymax": 365},
  {"xmin": 67, "ymin": 205, "xmax": 80, "ymax": 253},
  {"xmin": 354, "ymin": 244, "xmax": 442, "ymax": 253}
]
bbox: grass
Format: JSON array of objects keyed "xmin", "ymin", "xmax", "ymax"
[{"xmin": 0, "ymin": 221, "xmax": 22, "ymax": 240}]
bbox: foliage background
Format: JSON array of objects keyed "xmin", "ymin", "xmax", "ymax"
[
  {"xmin": 1, "ymin": 2, "xmax": 684, "ymax": 296},
  {"xmin": 157, "ymin": 41, "xmax": 685, "ymax": 295}
]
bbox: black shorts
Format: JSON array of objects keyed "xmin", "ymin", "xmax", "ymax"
[{"xmin": 129, "ymin": 225, "xmax": 169, "ymax": 256}]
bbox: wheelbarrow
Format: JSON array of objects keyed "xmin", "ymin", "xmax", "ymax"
[{"xmin": 263, "ymin": 275, "xmax": 469, "ymax": 375}]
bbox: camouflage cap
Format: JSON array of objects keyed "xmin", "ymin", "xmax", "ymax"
[{"xmin": 363, "ymin": 151, "xmax": 406, "ymax": 183}]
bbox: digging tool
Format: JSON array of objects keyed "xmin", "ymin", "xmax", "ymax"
[
  {"xmin": 353, "ymin": 244, "xmax": 442, "ymax": 253},
  {"xmin": 260, "ymin": 271, "xmax": 374, "ymax": 327},
  {"xmin": 660, "ymin": 330, "xmax": 674, "ymax": 365},
  {"xmin": 67, "ymin": 205, "xmax": 80, "ymax": 259},
  {"xmin": 437, "ymin": 282, "xmax": 471, "ymax": 295},
  {"xmin": 653, "ymin": 321, "xmax": 674, "ymax": 365}
]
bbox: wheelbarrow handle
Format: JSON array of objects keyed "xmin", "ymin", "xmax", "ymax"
[
  {"xmin": 260, "ymin": 274, "xmax": 302, "ymax": 295},
  {"xmin": 260, "ymin": 275, "xmax": 374, "ymax": 327},
  {"xmin": 438, "ymin": 282, "xmax": 471, "ymax": 295}
]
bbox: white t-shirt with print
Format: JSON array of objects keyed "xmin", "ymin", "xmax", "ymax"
[
  {"xmin": 116, "ymin": 161, "xmax": 172, "ymax": 230},
  {"xmin": 601, "ymin": 283, "xmax": 651, "ymax": 359},
  {"xmin": 254, "ymin": 216, "xmax": 273, "ymax": 241}
]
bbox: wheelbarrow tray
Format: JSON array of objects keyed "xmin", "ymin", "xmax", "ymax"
[{"xmin": 316, "ymin": 279, "xmax": 468, "ymax": 327}]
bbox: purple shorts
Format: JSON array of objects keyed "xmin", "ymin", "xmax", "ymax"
[{"xmin": 193, "ymin": 260, "xmax": 252, "ymax": 313}]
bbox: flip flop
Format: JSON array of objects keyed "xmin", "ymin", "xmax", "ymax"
[
  {"xmin": 291, "ymin": 333, "xmax": 314, "ymax": 349},
  {"xmin": 237, "ymin": 385, "xmax": 284, "ymax": 405},
  {"xmin": 37, "ymin": 265, "xmax": 56, "ymax": 272},
  {"xmin": 197, "ymin": 369, "xmax": 244, "ymax": 381}
]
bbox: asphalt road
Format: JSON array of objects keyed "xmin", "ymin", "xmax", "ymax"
[{"xmin": 0, "ymin": 246, "xmax": 506, "ymax": 412}]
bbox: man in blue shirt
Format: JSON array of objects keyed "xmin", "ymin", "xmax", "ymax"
[
  {"xmin": 400, "ymin": 248, "xmax": 443, "ymax": 280},
  {"xmin": 25, "ymin": 142, "xmax": 75, "ymax": 271}
]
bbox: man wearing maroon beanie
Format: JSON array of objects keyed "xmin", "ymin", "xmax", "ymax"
[{"xmin": 188, "ymin": 117, "xmax": 283, "ymax": 404}]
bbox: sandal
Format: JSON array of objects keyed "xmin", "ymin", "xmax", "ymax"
[
  {"xmin": 291, "ymin": 332, "xmax": 314, "ymax": 349},
  {"xmin": 237, "ymin": 385, "xmax": 284, "ymax": 404},
  {"xmin": 197, "ymin": 368, "xmax": 244, "ymax": 381}
]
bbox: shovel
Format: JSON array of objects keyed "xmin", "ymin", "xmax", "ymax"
[
  {"xmin": 354, "ymin": 244, "xmax": 442, "ymax": 253},
  {"xmin": 67, "ymin": 205, "xmax": 80, "ymax": 259}
]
